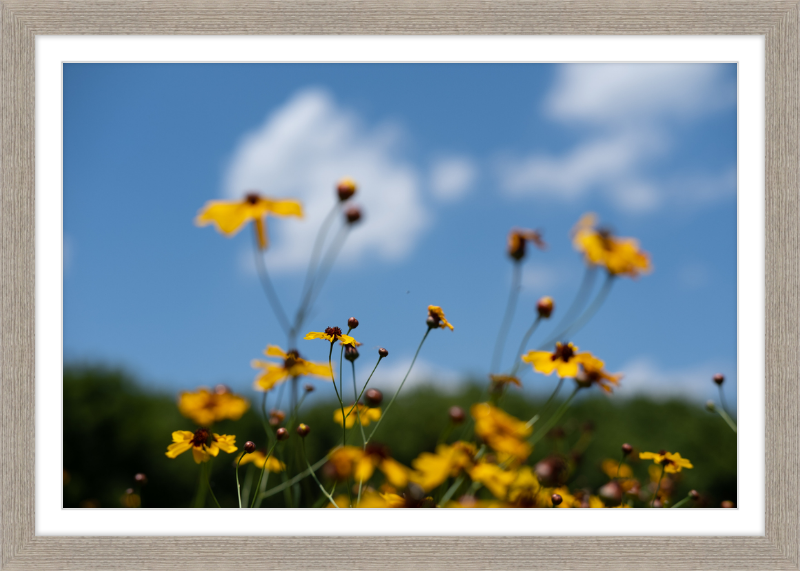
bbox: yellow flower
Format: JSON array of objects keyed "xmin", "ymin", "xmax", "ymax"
[
  {"xmin": 547, "ymin": 486, "xmax": 578, "ymax": 508},
  {"xmin": 468, "ymin": 462, "xmax": 518, "ymax": 499},
  {"xmin": 446, "ymin": 498, "xmax": 509, "ymax": 508},
  {"xmin": 328, "ymin": 444, "xmax": 410, "ymax": 488},
  {"xmin": 507, "ymin": 466, "xmax": 541, "ymax": 507},
  {"xmin": 304, "ymin": 326, "xmax": 358, "ymax": 346},
  {"xmin": 410, "ymin": 441, "xmax": 477, "ymax": 492},
  {"xmin": 328, "ymin": 490, "xmax": 415, "ymax": 508},
  {"xmin": 165, "ymin": 428, "xmax": 237, "ymax": 464},
  {"xmin": 236, "ymin": 450, "xmax": 285, "ymax": 473},
  {"xmin": 507, "ymin": 228, "xmax": 547, "ymax": 261},
  {"xmin": 572, "ymin": 213, "xmax": 651, "ymax": 277},
  {"xmin": 471, "ymin": 403, "xmax": 532, "ymax": 461},
  {"xmin": 177, "ymin": 386, "xmax": 250, "ymax": 426},
  {"xmin": 195, "ymin": 193, "xmax": 303, "ymax": 250},
  {"xmin": 427, "ymin": 305, "xmax": 454, "ymax": 331},
  {"xmin": 334, "ymin": 403, "xmax": 381, "ymax": 428},
  {"xmin": 639, "ymin": 450, "xmax": 694, "ymax": 474},
  {"xmin": 522, "ymin": 342, "xmax": 601, "ymax": 379},
  {"xmin": 251, "ymin": 346, "xmax": 329, "ymax": 392},
  {"xmin": 601, "ymin": 459, "xmax": 633, "ymax": 480},
  {"xmin": 577, "ymin": 359, "xmax": 623, "ymax": 393}
]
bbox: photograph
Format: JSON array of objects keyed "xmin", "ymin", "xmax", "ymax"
[{"xmin": 62, "ymin": 62, "xmax": 737, "ymax": 509}]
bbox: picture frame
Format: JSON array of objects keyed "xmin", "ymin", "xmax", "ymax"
[{"xmin": 1, "ymin": 1, "xmax": 796, "ymax": 569}]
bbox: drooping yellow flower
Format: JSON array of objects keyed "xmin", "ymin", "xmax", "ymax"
[
  {"xmin": 507, "ymin": 228, "xmax": 547, "ymax": 261},
  {"xmin": 471, "ymin": 403, "xmax": 532, "ymax": 461},
  {"xmin": 572, "ymin": 213, "xmax": 651, "ymax": 277},
  {"xmin": 236, "ymin": 450, "xmax": 285, "ymax": 473},
  {"xmin": 177, "ymin": 386, "xmax": 250, "ymax": 426},
  {"xmin": 304, "ymin": 326, "xmax": 358, "ymax": 346},
  {"xmin": 195, "ymin": 193, "xmax": 303, "ymax": 250},
  {"xmin": 165, "ymin": 427, "xmax": 237, "ymax": 464},
  {"xmin": 334, "ymin": 403, "xmax": 381, "ymax": 428},
  {"xmin": 410, "ymin": 441, "xmax": 477, "ymax": 492},
  {"xmin": 639, "ymin": 450, "xmax": 693, "ymax": 474},
  {"xmin": 251, "ymin": 346, "xmax": 329, "ymax": 392},
  {"xmin": 427, "ymin": 305, "xmax": 454, "ymax": 331},
  {"xmin": 577, "ymin": 359, "xmax": 623, "ymax": 393},
  {"xmin": 522, "ymin": 342, "xmax": 601, "ymax": 379},
  {"xmin": 328, "ymin": 444, "xmax": 410, "ymax": 488},
  {"xmin": 468, "ymin": 462, "xmax": 518, "ymax": 499}
]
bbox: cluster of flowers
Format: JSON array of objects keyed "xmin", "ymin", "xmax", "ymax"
[{"xmin": 156, "ymin": 178, "xmax": 735, "ymax": 509}]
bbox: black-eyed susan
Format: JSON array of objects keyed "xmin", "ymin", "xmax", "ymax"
[
  {"xmin": 165, "ymin": 427, "xmax": 237, "ymax": 464},
  {"xmin": 195, "ymin": 193, "xmax": 303, "ymax": 250},
  {"xmin": 522, "ymin": 342, "xmax": 601, "ymax": 379},
  {"xmin": 639, "ymin": 450, "xmax": 693, "ymax": 473},
  {"xmin": 334, "ymin": 403, "xmax": 381, "ymax": 428},
  {"xmin": 177, "ymin": 386, "xmax": 250, "ymax": 426},
  {"xmin": 507, "ymin": 228, "xmax": 546, "ymax": 261},
  {"xmin": 427, "ymin": 305, "xmax": 454, "ymax": 331},
  {"xmin": 327, "ymin": 444, "xmax": 410, "ymax": 488},
  {"xmin": 572, "ymin": 213, "xmax": 651, "ymax": 278},
  {"xmin": 304, "ymin": 326, "xmax": 359, "ymax": 346},
  {"xmin": 410, "ymin": 441, "xmax": 477, "ymax": 492},
  {"xmin": 576, "ymin": 359, "xmax": 623, "ymax": 393},
  {"xmin": 251, "ymin": 346, "xmax": 329, "ymax": 392},
  {"xmin": 236, "ymin": 449, "xmax": 286, "ymax": 473},
  {"xmin": 471, "ymin": 403, "xmax": 532, "ymax": 462}
]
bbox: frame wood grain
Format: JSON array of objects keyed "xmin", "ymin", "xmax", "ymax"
[{"xmin": 1, "ymin": 1, "xmax": 797, "ymax": 569}]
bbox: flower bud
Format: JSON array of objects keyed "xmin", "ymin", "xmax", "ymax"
[
  {"xmin": 365, "ymin": 388, "xmax": 383, "ymax": 407},
  {"xmin": 304, "ymin": 383, "xmax": 315, "ymax": 393},
  {"xmin": 426, "ymin": 315, "xmax": 439, "ymax": 329},
  {"xmin": 621, "ymin": 443, "xmax": 633, "ymax": 456},
  {"xmin": 536, "ymin": 296, "xmax": 554, "ymax": 318},
  {"xmin": 689, "ymin": 490, "xmax": 699, "ymax": 501},
  {"xmin": 337, "ymin": 178, "xmax": 357, "ymax": 201},
  {"xmin": 705, "ymin": 400, "xmax": 717, "ymax": 412},
  {"xmin": 276, "ymin": 427, "xmax": 289, "ymax": 441},
  {"xmin": 134, "ymin": 473, "xmax": 147, "ymax": 486},
  {"xmin": 449, "ymin": 406, "xmax": 465, "ymax": 424},
  {"xmin": 721, "ymin": 500, "xmax": 735, "ymax": 508},
  {"xmin": 344, "ymin": 345, "xmax": 360, "ymax": 362},
  {"xmin": 244, "ymin": 441, "xmax": 256, "ymax": 454},
  {"xmin": 598, "ymin": 481, "xmax": 623, "ymax": 505},
  {"xmin": 345, "ymin": 206, "xmax": 362, "ymax": 224},
  {"xmin": 378, "ymin": 347, "xmax": 389, "ymax": 358},
  {"xmin": 269, "ymin": 409, "xmax": 286, "ymax": 427},
  {"xmin": 713, "ymin": 373, "xmax": 725, "ymax": 385},
  {"xmin": 296, "ymin": 423, "xmax": 310, "ymax": 437},
  {"xmin": 214, "ymin": 384, "xmax": 231, "ymax": 395},
  {"xmin": 551, "ymin": 493, "xmax": 563, "ymax": 507},
  {"xmin": 348, "ymin": 317, "xmax": 359, "ymax": 329}
]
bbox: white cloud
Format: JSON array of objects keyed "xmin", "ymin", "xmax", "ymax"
[
  {"xmin": 497, "ymin": 64, "xmax": 736, "ymax": 213},
  {"xmin": 358, "ymin": 357, "xmax": 463, "ymax": 395},
  {"xmin": 520, "ymin": 261, "xmax": 570, "ymax": 293},
  {"xmin": 429, "ymin": 156, "xmax": 477, "ymax": 202},
  {"xmin": 614, "ymin": 357, "xmax": 736, "ymax": 404},
  {"xmin": 225, "ymin": 89, "xmax": 431, "ymax": 273}
]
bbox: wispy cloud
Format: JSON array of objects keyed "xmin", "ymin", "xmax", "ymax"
[
  {"xmin": 614, "ymin": 357, "xmax": 736, "ymax": 404},
  {"xmin": 359, "ymin": 357, "xmax": 463, "ymax": 395},
  {"xmin": 225, "ymin": 89, "xmax": 431, "ymax": 273},
  {"xmin": 429, "ymin": 156, "xmax": 477, "ymax": 202},
  {"xmin": 497, "ymin": 64, "xmax": 736, "ymax": 213}
]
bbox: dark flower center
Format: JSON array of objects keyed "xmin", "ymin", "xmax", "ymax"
[
  {"xmin": 597, "ymin": 227, "xmax": 614, "ymax": 250},
  {"xmin": 244, "ymin": 193, "xmax": 260, "ymax": 205},
  {"xmin": 324, "ymin": 326, "xmax": 343, "ymax": 339},
  {"xmin": 284, "ymin": 349, "xmax": 300, "ymax": 369},
  {"xmin": 552, "ymin": 343, "xmax": 575, "ymax": 362},
  {"xmin": 365, "ymin": 442, "xmax": 390, "ymax": 459},
  {"xmin": 190, "ymin": 427, "xmax": 215, "ymax": 448}
]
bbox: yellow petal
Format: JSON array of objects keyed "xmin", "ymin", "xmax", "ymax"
[
  {"xmin": 214, "ymin": 434, "xmax": 237, "ymax": 454},
  {"xmin": 171, "ymin": 430, "xmax": 194, "ymax": 443},
  {"xmin": 254, "ymin": 365, "xmax": 288, "ymax": 392},
  {"xmin": 304, "ymin": 331, "xmax": 331, "ymax": 342},
  {"xmin": 338, "ymin": 334, "xmax": 358, "ymax": 346},
  {"xmin": 195, "ymin": 201, "xmax": 254, "ymax": 235},
  {"xmin": 380, "ymin": 458, "xmax": 410, "ymax": 488},
  {"xmin": 354, "ymin": 457, "xmax": 376, "ymax": 483},
  {"xmin": 165, "ymin": 440, "xmax": 192, "ymax": 458},
  {"xmin": 263, "ymin": 198, "xmax": 304, "ymax": 218},
  {"xmin": 192, "ymin": 447, "xmax": 208, "ymax": 464},
  {"xmin": 265, "ymin": 345, "xmax": 287, "ymax": 358}
]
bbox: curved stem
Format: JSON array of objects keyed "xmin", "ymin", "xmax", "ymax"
[
  {"xmin": 541, "ymin": 273, "xmax": 614, "ymax": 349},
  {"xmin": 346, "ymin": 356, "xmax": 384, "ymax": 419},
  {"xmin": 257, "ymin": 453, "xmax": 331, "ymax": 502},
  {"xmin": 352, "ymin": 361, "xmax": 367, "ymax": 447},
  {"xmin": 670, "ymin": 495, "xmax": 692, "ymax": 509},
  {"xmin": 328, "ymin": 343, "xmax": 346, "ymax": 451},
  {"xmin": 491, "ymin": 262, "xmax": 522, "ymax": 373},
  {"xmin": 205, "ymin": 464, "xmax": 222, "ymax": 508},
  {"xmin": 302, "ymin": 440, "xmax": 339, "ymax": 508},
  {"xmin": 542, "ymin": 265, "xmax": 596, "ymax": 346},
  {"xmin": 236, "ymin": 453, "xmax": 247, "ymax": 508},
  {"xmin": 509, "ymin": 316, "xmax": 542, "ymax": 376},
  {"xmin": 529, "ymin": 386, "xmax": 580, "ymax": 447},
  {"xmin": 717, "ymin": 408, "xmax": 738, "ymax": 433},
  {"xmin": 303, "ymin": 226, "xmax": 350, "ymax": 317},
  {"xmin": 250, "ymin": 441, "xmax": 278, "ymax": 508},
  {"xmin": 252, "ymin": 231, "xmax": 291, "ymax": 334},
  {"xmin": 366, "ymin": 327, "xmax": 431, "ymax": 444},
  {"xmin": 651, "ymin": 465, "xmax": 665, "ymax": 507}
]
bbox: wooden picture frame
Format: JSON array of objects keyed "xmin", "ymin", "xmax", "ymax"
[{"xmin": 1, "ymin": 2, "xmax": 796, "ymax": 569}]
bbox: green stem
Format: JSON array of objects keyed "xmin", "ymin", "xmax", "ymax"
[
  {"xmin": 440, "ymin": 475, "xmax": 465, "ymax": 505},
  {"xmin": 551, "ymin": 273, "xmax": 615, "ymax": 345},
  {"xmin": 614, "ymin": 451, "xmax": 626, "ymax": 480},
  {"xmin": 651, "ymin": 465, "xmax": 665, "ymax": 507},
  {"xmin": 526, "ymin": 378, "xmax": 564, "ymax": 428},
  {"xmin": 193, "ymin": 462, "xmax": 209, "ymax": 508},
  {"xmin": 250, "ymin": 441, "xmax": 278, "ymax": 508},
  {"xmin": 670, "ymin": 495, "xmax": 692, "ymax": 509},
  {"xmin": 509, "ymin": 316, "xmax": 541, "ymax": 377},
  {"xmin": 491, "ymin": 261, "xmax": 522, "ymax": 373},
  {"xmin": 366, "ymin": 327, "xmax": 431, "ymax": 444},
  {"xmin": 328, "ymin": 342, "xmax": 347, "ymax": 452},
  {"xmin": 205, "ymin": 463, "xmax": 222, "ymax": 508},
  {"xmin": 346, "ymin": 356, "xmax": 384, "ymax": 419},
  {"xmin": 302, "ymin": 440, "xmax": 339, "ymax": 508},
  {"xmin": 252, "ymin": 230, "xmax": 291, "ymax": 335},
  {"xmin": 236, "ymin": 452, "xmax": 247, "ymax": 508},
  {"xmin": 541, "ymin": 265, "xmax": 596, "ymax": 348},
  {"xmin": 352, "ymin": 361, "xmax": 367, "ymax": 447},
  {"xmin": 529, "ymin": 386, "xmax": 580, "ymax": 447},
  {"xmin": 717, "ymin": 408, "xmax": 738, "ymax": 433},
  {"xmin": 257, "ymin": 454, "xmax": 331, "ymax": 502}
]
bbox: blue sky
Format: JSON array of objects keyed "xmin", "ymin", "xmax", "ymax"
[{"xmin": 63, "ymin": 63, "xmax": 737, "ymax": 405}]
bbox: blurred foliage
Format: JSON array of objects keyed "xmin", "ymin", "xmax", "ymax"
[{"xmin": 64, "ymin": 364, "xmax": 736, "ymax": 508}]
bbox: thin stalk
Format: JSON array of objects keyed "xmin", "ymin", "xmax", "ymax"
[
  {"xmin": 206, "ymin": 464, "xmax": 222, "ymax": 508},
  {"xmin": 509, "ymin": 316, "xmax": 542, "ymax": 376},
  {"xmin": 718, "ymin": 385, "xmax": 734, "ymax": 420},
  {"xmin": 670, "ymin": 495, "xmax": 692, "ymax": 509},
  {"xmin": 257, "ymin": 454, "xmax": 331, "ymax": 502},
  {"xmin": 526, "ymin": 378, "xmax": 564, "ymax": 428},
  {"xmin": 366, "ymin": 327, "xmax": 432, "ymax": 444},
  {"xmin": 252, "ymin": 232, "xmax": 291, "ymax": 335},
  {"xmin": 352, "ymin": 361, "xmax": 367, "ymax": 447},
  {"xmin": 249, "ymin": 441, "xmax": 278, "ymax": 508},
  {"xmin": 236, "ymin": 452, "xmax": 247, "ymax": 508},
  {"xmin": 491, "ymin": 262, "xmax": 522, "ymax": 373},
  {"xmin": 651, "ymin": 465, "xmax": 665, "ymax": 507},
  {"xmin": 302, "ymin": 440, "xmax": 339, "ymax": 508},
  {"xmin": 542, "ymin": 265, "xmax": 597, "ymax": 347},
  {"xmin": 717, "ymin": 408, "xmax": 738, "ymax": 433},
  {"xmin": 193, "ymin": 462, "xmax": 209, "ymax": 508},
  {"xmin": 328, "ymin": 342, "xmax": 346, "ymax": 450},
  {"xmin": 529, "ymin": 386, "xmax": 580, "ymax": 447},
  {"xmin": 543, "ymin": 273, "xmax": 614, "ymax": 348},
  {"xmin": 304, "ymin": 226, "xmax": 350, "ymax": 314},
  {"xmin": 241, "ymin": 465, "xmax": 254, "ymax": 509},
  {"xmin": 614, "ymin": 452, "xmax": 626, "ymax": 480},
  {"xmin": 440, "ymin": 475, "xmax": 466, "ymax": 506},
  {"xmin": 346, "ymin": 355, "xmax": 385, "ymax": 419}
]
